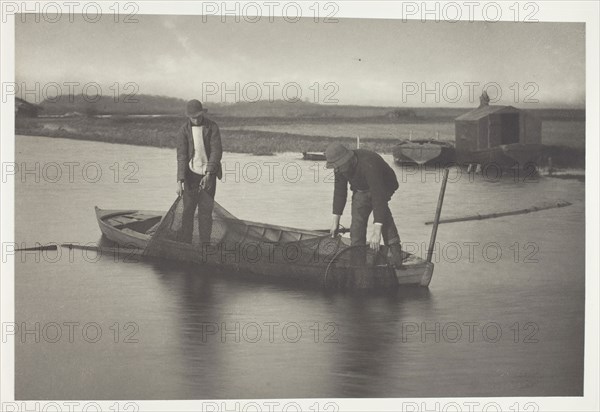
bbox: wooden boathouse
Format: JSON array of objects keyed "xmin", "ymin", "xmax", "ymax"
[{"xmin": 454, "ymin": 93, "xmax": 542, "ymax": 168}]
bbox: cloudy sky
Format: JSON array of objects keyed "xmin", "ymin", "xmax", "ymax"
[{"xmin": 16, "ymin": 15, "xmax": 585, "ymax": 107}]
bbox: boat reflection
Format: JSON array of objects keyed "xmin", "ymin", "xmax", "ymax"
[{"xmin": 143, "ymin": 256, "xmax": 434, "ymax": 398}]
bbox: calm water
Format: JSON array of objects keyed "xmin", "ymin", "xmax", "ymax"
[{"xmin": 15, "ymin": 135, "xmax": 585, "ymax": 399}]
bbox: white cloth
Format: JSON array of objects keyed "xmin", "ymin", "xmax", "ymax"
[{"xmin": 189, "ymin": 126, "xmax": 208, "ymax": 175}]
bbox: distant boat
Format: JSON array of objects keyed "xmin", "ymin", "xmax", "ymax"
[
  {"xmin": 302, "ymin": 151, "xmax": 326, "ymax": 161},
  {"xmin": 393, "ymin": 139, "xmax": 456, "ymax": 167}
]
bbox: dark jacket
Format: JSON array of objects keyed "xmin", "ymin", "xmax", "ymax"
[
  {"xmin": 176, "ymin": 117, "xmax": 223, "ymax": 181},
  {"xmin": 333, "ymin": 149, "xmax": 399, "ymax": 223}
]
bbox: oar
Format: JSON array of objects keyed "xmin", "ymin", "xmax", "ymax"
[
  {"xmin": 426, "ymin": 168, "xmax": 449, "ymax": 263},
  {"xmin": 60, "ymin": 243, "xmax": 146, "ymax": 257},
  {"xmin": 15, "ymin": 244, "xmax": 58, "ymax": 252}
]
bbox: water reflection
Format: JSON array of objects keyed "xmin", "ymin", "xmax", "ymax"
[
  {"xmin": 327, "ymin": 289, "xmax": 433, "ymax": 397},
  {"xmin": 148, "ymin": 260, "xmax": 224, "ymax": 396},
  {"xmin": 145, "ymin": 255, "xmax": 434, "ymax": 398}
]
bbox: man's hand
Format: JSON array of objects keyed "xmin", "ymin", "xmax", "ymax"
[
  {"xmin": 176, "ymin": 181, "xmax": 184, "ymax": 197},
  {"xmin": 369, "ymin": 223, "xmax": 383, "ymax": 251},
  {"xmin": 200, "ymin": 174, "xmax": 215, "ymax": 191},
  {"xmin": 330, "ymin": 215, "xmax": 341, "ymax": 238}
]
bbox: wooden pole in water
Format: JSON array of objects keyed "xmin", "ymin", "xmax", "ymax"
[
  {"xmin": 15, "ymin": 244, "xmax": 58, "ymax": 252},
  {"xmin": 424, "ymin": 200, "xmax": 572, "ymax": 225},
  {"xmin": 356, "ymin": 135, "xmax": 360, "ymax": 149},
  {"xmin": 426, "ymin": 168, "xmax": 449, "ymax": 263}
]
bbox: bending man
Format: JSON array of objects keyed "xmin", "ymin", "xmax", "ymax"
[{"xmin": 325, "ymin": 143, "xmax": 403, "ymax": 268}]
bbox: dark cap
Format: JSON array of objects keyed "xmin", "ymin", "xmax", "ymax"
[{"xmin": 186, "ymin": 99, "xmax": 206, "ymax": 117}]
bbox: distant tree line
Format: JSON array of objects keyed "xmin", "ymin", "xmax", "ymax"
[
  {"xmin": 39, "ymin": 94, "xmax": 189, "ymax": 116},
  {"xmin": 29, "ymin": 94, "xmax": 583, "ymax": 121},
  {"xmin": 36, "ymin": 94, "xmax": 423, "ymax": 119}
]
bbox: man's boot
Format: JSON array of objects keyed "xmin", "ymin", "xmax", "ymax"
[{"xmin": 389, "ymin": 243, "xmax": 404, "ymax": 269}]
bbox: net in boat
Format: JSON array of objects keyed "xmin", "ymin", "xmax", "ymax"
[{"xmin": 144, "ymin": 189, "xmax": 396, "ymax": 288}]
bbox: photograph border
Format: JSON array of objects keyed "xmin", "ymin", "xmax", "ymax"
[{"xmin": 1, "ymin": 1, "xmax": 598, "ymax": 410}]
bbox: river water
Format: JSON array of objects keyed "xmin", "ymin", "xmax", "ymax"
[{"xmin": 14, "ymin": 135, "xmax": 585, "ymax": 399}]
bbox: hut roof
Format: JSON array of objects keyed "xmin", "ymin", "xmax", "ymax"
[{"xmin": 455, "ymin": 104, "xmax": 519, "ymax": 121}]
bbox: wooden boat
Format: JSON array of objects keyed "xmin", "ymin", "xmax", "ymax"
[
  {"xmin": 95, "ymin": 207, "xmax": 434, "ymax": 289},
  {"xmin": 302, "ymin": 151, "xmax": 326, "ymax": 161},
  {"xmin": 393, "ymin": 139, "xmax": 455, "ymax": 167}
]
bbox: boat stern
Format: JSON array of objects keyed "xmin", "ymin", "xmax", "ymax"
[
  {"xmin": 420, "ymin": 261, "xmax": 434, "ymax": 287},
  {"xmin": 393, "ymin": 259, "xmax": 434, "ymax": 287}
]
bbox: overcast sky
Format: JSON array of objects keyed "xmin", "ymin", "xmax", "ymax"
[{"xmin": 16, "ymin": 15, "xmax": 585, "ymax": 108}]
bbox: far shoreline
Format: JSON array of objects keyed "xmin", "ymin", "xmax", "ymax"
[{"xmin": 15, "ymin": 116, "xmax": 585, "ymax": 170}]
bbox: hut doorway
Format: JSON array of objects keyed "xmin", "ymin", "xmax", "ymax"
[{"xmin": 500, "ymin": 113, "xmax": 520, "ymax": 145}]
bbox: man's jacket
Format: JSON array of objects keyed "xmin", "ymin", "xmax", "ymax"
[
  {"xmin": 176, "ymin": 117, "xmax": 223, "ymax": 181},
  {"xmin": 333, "ymin": 149, "xmax": 399, "ymax": 223}
]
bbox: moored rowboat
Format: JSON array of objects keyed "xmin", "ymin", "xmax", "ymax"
[
  {"xmin": 393, "ymin": 139, "xmax": 455, "ymax": 166},
  {"xmin": 302, "ymin": 151, "xmax": 327, "ymax": 161}
]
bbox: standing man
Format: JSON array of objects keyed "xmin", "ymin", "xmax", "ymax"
[
  {"xmin": 325, "ymin": 143, "xmax": 404, "ymax": 268},
  {"xmin": 176, "ymin": 99, "xmax": 223, "ymax": 244}
]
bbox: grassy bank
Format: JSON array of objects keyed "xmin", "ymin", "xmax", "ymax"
[
  {"xmin": 15, "ymin": 116, "xmax": 585, "ymax": 168},
  {"xmin": 15, "ymin": 116, "xmax": 427, "ymax": 154}
]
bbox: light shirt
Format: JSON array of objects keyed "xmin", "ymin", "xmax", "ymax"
[{"xmin": 189, "ymin": 126, "xmax": 208, "ymax": 175}]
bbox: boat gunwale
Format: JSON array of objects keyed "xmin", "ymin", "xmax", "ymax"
[
  {"xmin": 95, "ymin": 206, "xmax": 429, "ymax": 267},
  {"xmin": 95, "ymin": 206, "xmax": 434, "ymax": 288},
  {"xmin": 96, "ymin": 206, "xmax": 335, "ymax": 238}
]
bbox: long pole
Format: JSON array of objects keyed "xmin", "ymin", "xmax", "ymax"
[
  {"xmin": 424, "ymin": 200, "xmax": 571, "ymax": 225},
  {"xmin": 426, "ymin": 168, "xmax": 449, "ymax": 263}
]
